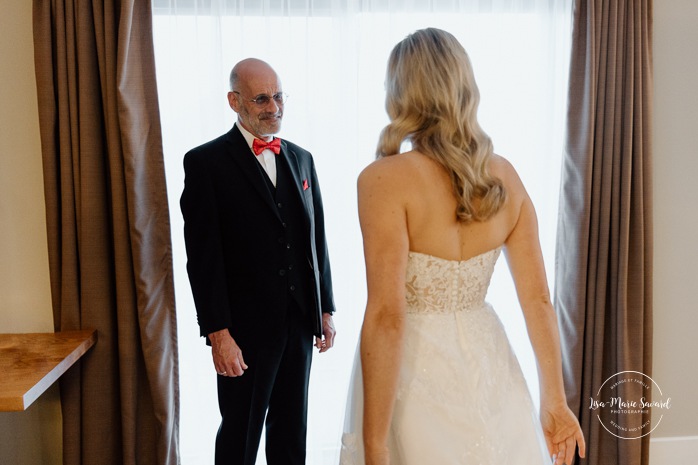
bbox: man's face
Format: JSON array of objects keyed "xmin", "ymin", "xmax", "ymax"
[{"xmin": 228, "ymin": 70, "xmax": 283, "ymax": 139}]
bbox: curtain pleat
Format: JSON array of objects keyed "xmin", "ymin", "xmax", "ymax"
[
  {"xmin": 555, "ymin": 1, "xmax": 653, "ymax": 464},
  {"xmin": 32, "ymin": 1, "xmax": 179, "ymax": 464}
]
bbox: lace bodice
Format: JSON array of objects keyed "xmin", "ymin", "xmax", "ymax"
[{"xmin": 405, "ymin": 247, "xmax": 501, "ymax": 314}]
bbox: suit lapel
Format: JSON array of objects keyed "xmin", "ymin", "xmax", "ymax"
[
  {"xmin": 225, "ymin": 126, "xmax": 282, "ymax": 222},
  {"xmin": 279, "ymin": 142, "xmax": 311, "ymax": 223}
]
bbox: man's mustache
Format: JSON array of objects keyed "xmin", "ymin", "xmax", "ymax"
[{"xmin": 259, "ymin": 112, "xmax": 281, "ymax": 120}]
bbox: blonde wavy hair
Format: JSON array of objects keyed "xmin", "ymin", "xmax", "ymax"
[{"xmin": 377, "ymin": 28, "xmax": 506, "ymax": 223}]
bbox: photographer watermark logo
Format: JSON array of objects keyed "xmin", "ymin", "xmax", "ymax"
[{"xmin": 589, "ymin": 371, "xmax": 671, "ymax": 439}]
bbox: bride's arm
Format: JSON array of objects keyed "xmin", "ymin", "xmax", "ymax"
[
  {"xmin": 357, "ymin": 160, "xmax": 409, "ymax": 465},
  {"xmin": 504, "ymin": 187, "xmax": 586, "ymax": 465}
]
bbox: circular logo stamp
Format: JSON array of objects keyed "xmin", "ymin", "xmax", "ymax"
[{"xmin": 589, "ymin": 371, "xmax": 671, "ymax": 439}]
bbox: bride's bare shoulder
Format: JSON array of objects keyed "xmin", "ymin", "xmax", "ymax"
[
  {"xmin": 358, "ymin": 151, "xmax": 423, "ymax": 188},
  {"xmin": 488, "ymin": 153, "xmax": 525, "ymax": 193}
]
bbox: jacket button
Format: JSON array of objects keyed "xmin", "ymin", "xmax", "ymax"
[
  {"xmin": 278, "ymin": 269, "xmax": 286, "ymax": 276},
  {"xmin": 289, "ymin": 285, "xmax": 296, "ymax": 291}
]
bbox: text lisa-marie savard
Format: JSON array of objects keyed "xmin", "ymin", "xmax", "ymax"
[{"xmin": 589, "ymin": 397, "xmax": 672, "ymax": 411}]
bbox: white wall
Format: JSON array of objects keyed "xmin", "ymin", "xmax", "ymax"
[
  {"xmin": 0, "ymin": 1, "xmax": 61, "ymax": 464},
  {"xmin": 0, "ymin": 0, "xmax": 696, "ymax": 463},
  {"xmin": 650, "ymin": 0, "xmax": 698, "ymax": 460}
]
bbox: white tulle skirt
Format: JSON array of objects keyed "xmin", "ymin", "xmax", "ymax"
[{"xmin": 339, "ymin": 304, "xmax": 551, "ymax": 465}]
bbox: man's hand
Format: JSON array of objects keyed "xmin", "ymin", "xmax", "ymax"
[
  {"xmin": 209, "ymin": 328, "xmax": 248, "ymax": 377},
  {"xmin": 315, "ymin": 313, "xmax": 336, "ymax": 353}
]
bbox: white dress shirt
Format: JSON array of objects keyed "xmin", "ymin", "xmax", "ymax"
[{"xmin": 236, "ymin": 122, "xmax": 277, "ymax": 187}]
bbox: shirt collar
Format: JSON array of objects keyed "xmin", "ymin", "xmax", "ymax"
[{"xmin": 236, "ymin": 121, "xmax": 276, "ymax": 153}]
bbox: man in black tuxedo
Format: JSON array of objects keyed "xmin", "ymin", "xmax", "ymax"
[{"xmin": 180, "ymin": 58, "xmax": 336, "ymax": 465}]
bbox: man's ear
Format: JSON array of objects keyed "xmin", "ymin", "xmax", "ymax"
[{"xmin": 227, "ymin": 92, "xmax": 239, "ymax": 112}]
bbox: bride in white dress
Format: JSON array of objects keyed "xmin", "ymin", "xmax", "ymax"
[{"xmin": 340, "ymin": 28, "xmax": 585, "ymax": 465}]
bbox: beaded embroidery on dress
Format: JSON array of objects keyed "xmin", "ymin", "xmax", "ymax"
[{"xmin": 340, "ymin": 247, "xmax": 551, "ymax": 464}]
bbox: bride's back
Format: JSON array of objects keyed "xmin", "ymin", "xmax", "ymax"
[{"xmin": 395, "ymin": 150, "xmax": 525, "ymax": 262}]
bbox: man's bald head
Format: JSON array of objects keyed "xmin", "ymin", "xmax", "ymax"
[
  {"xmin": 229, "ymin": 58, "xmax": 279, "ymax": 92},
  {"xmin": 227, "ymin": 58, "xmax": 284, "ymax": 139}
]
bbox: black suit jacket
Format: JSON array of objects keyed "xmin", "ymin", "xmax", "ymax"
[{"xmin": 180, "ymin": 125, "xmax": 335, "ymax": 345}]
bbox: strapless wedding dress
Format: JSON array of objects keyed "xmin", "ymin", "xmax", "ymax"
[{"xmin": 340, "ymin": 248, "xmax": 551, "ymax": 464}]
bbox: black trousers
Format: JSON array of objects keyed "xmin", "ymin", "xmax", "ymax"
[{"xmin": 214, "ymin": 302, "xmax": 314, "ymax": 465}]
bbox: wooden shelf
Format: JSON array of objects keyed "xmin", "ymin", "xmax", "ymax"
[{"xmin": 0, "ymin": 329, "xmax": 97, "ymax": 411}]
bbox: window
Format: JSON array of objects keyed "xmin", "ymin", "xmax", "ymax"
[{"xmin": 153, "ymin": 2, "xmax": 572, "ymax": 462}]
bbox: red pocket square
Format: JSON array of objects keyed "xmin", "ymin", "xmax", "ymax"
[{"xmin": 302, "ymin": 179, "xmax": 309, "ymax": 191}]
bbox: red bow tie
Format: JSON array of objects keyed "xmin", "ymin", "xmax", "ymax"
[{"xmin": 252, "ymin": 137, "xmax": 281, "ymax": 155}]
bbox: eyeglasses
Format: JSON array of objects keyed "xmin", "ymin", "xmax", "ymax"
[{"xmin": 232, "ymin": 91, "xmax": 288, "ymax": 107}]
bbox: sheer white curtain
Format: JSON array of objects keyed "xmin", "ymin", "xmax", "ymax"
[{"xmin": 152, "ymin": 1, "xmax": 572, "ymax": 463}]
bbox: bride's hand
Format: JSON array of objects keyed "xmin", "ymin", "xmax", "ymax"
[{"xmin": 540, "ymin": 402, "xmax": 586, "ymax": 465}]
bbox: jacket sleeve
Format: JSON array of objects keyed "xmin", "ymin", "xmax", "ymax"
[
  {"xmin": 308, "ymin": 157, "xmax": 336, "ymax": 315},
  {"xmin": 180, "ymin": 149, "xmax": 233, "ymax": 337}
]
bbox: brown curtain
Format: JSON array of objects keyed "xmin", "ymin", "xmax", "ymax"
[
  {"xmin": 555, "ymin": 0, "xmax": 653, "ymax": 464},
  {"xmin": 32, "ymin": 1, "xmax": 179, "ymax": 464}
]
